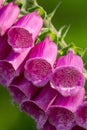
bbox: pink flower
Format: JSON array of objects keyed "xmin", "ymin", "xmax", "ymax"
[
  {"xmin": 24, "ymin": 36, "xmax": 57, "ymax": 87},
  {"xmin": 0, "ymin": 2, "xmax": 20, "ymax": 36},
  {"xmin": 50, "ymin": 51, "xmax": 85, "ymax": 96},
  {"xmin": 53, "ymin": 87, "xmax": 85, "ymax": 112},
  {"xmin": 8, "ymin": 11, "xmax": 43, "ymax": 51},
  {"xmin": 20, "ymin": 83, "xmax": 57, "ymax": 129},
  {"xmin": 47, "ymin": 88, "xmax": 85, "ymax": 130},
  {"xmin": 0, "ymin": 47, "xmax": 31, "ymax": 87},
  {"xmin": 75, "ymin": 101, "xmax": 87, "ymax": 129},
  {"xmin": 8, "ymin": 74, "xmax": 39, "ymax": 104},
  {"xmin": 48, "ymin": 107, "xmax": 75, "ymax": 130}
]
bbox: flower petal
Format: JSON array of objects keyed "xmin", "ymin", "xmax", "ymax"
[
  {"xmin": 20, "ymin": 83, "xmax": 57, "ymax": 129},
  {"xmin": 51, "ymin": 66, "xmax": 85, "ymax": 96},
  {"xmin": 25, "ymin": 37, "xmax": 57, "ymax": 86},
  {"xmin": 8, "ymin": 11, "xmax": 43, "ymax": 50},
  {"xmin": 56, "ymin": 51, "xmax": 84, "ymax": 72},
  {"xmin": 53, "ymin": 87, "xmax": 85, "ymax": 112},
  {"xmin": 25, "ymin": 58, "xmax": 52, "ymax": 86},
  {"xmin": 21, "ymin": 100, "xmax": 47, "ymax": 130},
  {"xmin": 0, "ymin": 2, "xmax": 20, "ymax": 35},
  {"xmin": 75, "ymin": 101, "xmax": 87, "ymax": 129},
  {"xmin": 28, "ymin": 37, "xmax": 57, "ymax": 66},
  {"xmin": 0, "ymin": 48, "xmax": 30, "ymax": 87},
  {"xmin": 9, "ymin": 75, "xmax": 39, "ymax": 104},
  {"xmin": 47, "ymin": 106, "xmax": 75, "ymax": 130}
]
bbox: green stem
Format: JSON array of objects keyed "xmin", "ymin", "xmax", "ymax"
[
  {"xmin": 44, "ymin": 18, "xmax": 67, "ymax": 48},
  {"xmin": 25, "ymin": 0, "xmax": 37, "ymax": 10}
]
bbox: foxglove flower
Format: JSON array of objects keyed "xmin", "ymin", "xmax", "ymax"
[
  {"xmin": 0, "ymin": 2, "xmax": 20, "ymax": 36},
  {"xmin": 0, "ymin": 48, "xmax": 30, "ymax": 87},
  {"xmin": 8, "ymin": 11, "xmax": 43, "ymax": 51},
  {"xmin": 50, "ymin": 51, "xmax": 85, "ymax": 96},
  {"xmin": 53, "ymin": 87, "xmax": 85, "ymax": 112},
  {"xmin": 21, "ymin": 83, "xmax": 57, "ymax": 129},
  {"xmin": 48, "ymin": 106, "xmax": 75, "ymax": 130},
  {"xmin": 75, "ymin": 101, "xmax": 87, "ymax": 129},
  {"xmin": 0, "ymin": 34, "xmax": 11, "ymax": 60},
  {"xmin": 24, "ymin": 37, "xmax": 57, "ymax": 86},
  {"xmin": 8, "ymin": 74, "xmax": 39, "ymax": 104},
  {"xmin": 47, "ymin": 88, "xmax": 85, "ymax": 130}
]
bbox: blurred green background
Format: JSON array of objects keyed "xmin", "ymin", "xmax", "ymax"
[{"xmin": 0, "ymin": 0, "xmax": 87, "ymax": 130}]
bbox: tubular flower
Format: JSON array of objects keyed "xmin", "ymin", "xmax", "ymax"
[
  {"xmin": 0, "ymin": 47, "xmax": 31, "ymax": 87},
  {"xmin": 20, "ymin": 83, "xmax": 57, "ymax": 129},
  {"xmin": 48, "ymin": 106, "xmax": 75, "ymax": 130},
  {"xmin": 8, "ymin": 11, "xmax": 43, "ymax": 51},
  {"xmin": 8, "ymin": 74, "xmax": 39, "ymax": 104},
  {"xmin": 50, "ymin": 51, "xmax": 85, "ymax": 96},
  {"xmin": 0, "ymin": 2, "xmax": 20, "ymax": 36},
  {"xmin": 47, "ymin": 87, "xmax": 85, "ymax": 130},
  {"xmin": 52, "ymin": 87, "xmax": 85, "ymax": 112},
  {"xmin": 75, "ymin": 101, "xmax": 87, "ymax": 129},
  {"xmin": 24, "ymin": 36, "xmax": 57, "ymax": 87}
]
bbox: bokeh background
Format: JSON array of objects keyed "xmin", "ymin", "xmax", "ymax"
[{"xmin": 0, "ymin": 0, "xmax": 87, "ymax": 130}]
